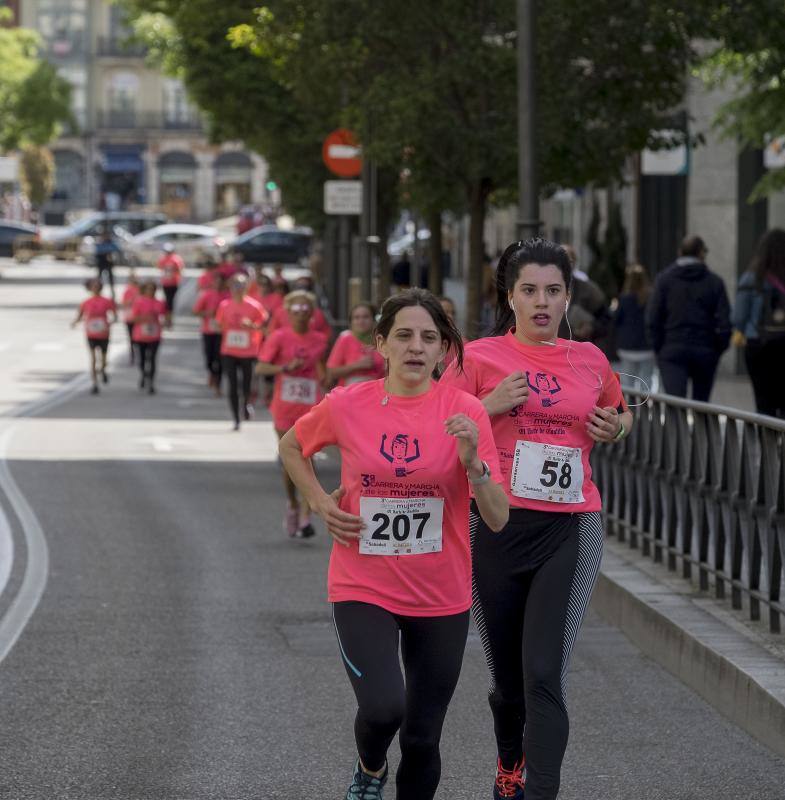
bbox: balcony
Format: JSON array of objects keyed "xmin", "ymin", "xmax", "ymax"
[
  {"xmin": 94, "ymin": 110, "xmax": 204, "ymax": 132},
  {"xmin": 96, "ymin": 36, "xmax": 148, "ymax": 58}
]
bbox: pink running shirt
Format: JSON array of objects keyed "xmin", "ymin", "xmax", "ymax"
[
  {"xmin": 259, "ymin": 327, "xmax": 328, "ymax": 431},
  {"xmin": 130, "ymin": 296, "xmax": 167, "ymax": 343},
  {"xmin": 81, "ymin": 296, "xmax": 116, "ymax": 340},
  {"xmin": 441, "ymin": 331, "xmax": 624, "ymax": 513},
  {"xmin": 193, "ymin": 288, "xmax": 228, "ymax": 335},
  {"xmin": 326, "ymin": 330, "xmax": 386, "ymax": 385},
  {"xmin": 120, "ymin": 285, "xmax": 139, "ymax": 324},
  {"xmin": 157, "ymin": 253, "xmax": 184, "ymax": 287},
  {"xmin": 216, "ymin": 297, "xmax": 267, "ymax": 358},
  {"xmin": 294, "ymin": 379, "xmax": 502, "ymax": 616}
]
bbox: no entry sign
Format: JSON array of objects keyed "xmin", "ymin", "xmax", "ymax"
[{"xmin": 322, "ymin": 128, "xmax": 362, "ymax": 178}]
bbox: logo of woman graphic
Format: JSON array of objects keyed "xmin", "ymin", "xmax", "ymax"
[
  {"xmin": 526, "ymin": 371, "xmax": 564, "ymax": 408},
  {"xmin": 380, "ymin": 433, "xmax": 422, "ymax": 477}
]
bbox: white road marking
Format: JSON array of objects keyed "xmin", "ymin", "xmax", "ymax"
[
  {"xmin": 0, "ymin": 426, "xmax": 49, "ymax": 665},
  {"xmin": 0, "ymin": 502, "xmax": 13, "ymax": 600},
  {"xmin": 32, "ymin": 342, "xmax": 65, "ymax": 353}
]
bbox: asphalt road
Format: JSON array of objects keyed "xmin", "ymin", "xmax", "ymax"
[{"xmin": 0, "ymin": 257, "xmax": 783, "ymax": 799}]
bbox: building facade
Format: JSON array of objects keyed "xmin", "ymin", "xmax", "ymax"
[{"xmin": 19, "ymin": 0, "xmax": 269, "ymax": 223}]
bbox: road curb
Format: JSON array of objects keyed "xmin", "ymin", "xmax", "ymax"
[{"xmin": 592, "ymin": 543, "xmax": 785, "ymax": 759}]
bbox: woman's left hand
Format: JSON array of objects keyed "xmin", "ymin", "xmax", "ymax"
[
  {"xmin": 586, "ymin": 406, "xmax": 621, "ymax": 443},
  {"xmin": 444, "ymin": 413, "xmax": 479, "ymax": 469}
]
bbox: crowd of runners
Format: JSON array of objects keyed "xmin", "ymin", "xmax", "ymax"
[{"xmin": 73, "ymin": 236, "xmax": 638, "ymax": 800}]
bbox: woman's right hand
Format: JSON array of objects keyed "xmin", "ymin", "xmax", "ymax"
[
  {"xmin": 313, "ymin": 486, "xmax": 364, "ymax": 547},
  {"xmin": 731, "ymin": 330, "xmax": 746, "ymax": 348},
  {"xmin": 483, "ymin": 371, "xmax": 530, "ymax": 416}
]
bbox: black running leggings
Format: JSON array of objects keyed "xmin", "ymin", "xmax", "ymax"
[
  {"xmin": 222, "ymin": 355, "xmax": 254, "ymax": 424},
  {"xmin": 163, "ymin": 285, "xmax": 178, "ymax": 313},
  {"xmin": 202, "ymin": 333, "xmax": 222, "ymax": 382},
  {"xmin": 136, "ymin": 341, "xmax": 160, "ymax": 385},
  {"xmin": 332, "ymin": 601, "xmax": 469, "ymax": 800},
  {"xmin": 471, "ymin": 506, "xmax": 604, "ymax": 800}
]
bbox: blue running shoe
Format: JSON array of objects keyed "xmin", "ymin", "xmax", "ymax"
[{"xmin": 345, "ymin": 759, "xmax": 387, "ymax": 799}]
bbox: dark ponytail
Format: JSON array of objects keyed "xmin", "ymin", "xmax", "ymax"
[{"xmin": 491, "ymin": 237, "xmax": 573, "ymax": 336}]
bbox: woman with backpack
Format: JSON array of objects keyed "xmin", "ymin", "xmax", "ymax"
[{"xmin": 733, "ymin": 228, "xmax": 785, "ymax": 418}]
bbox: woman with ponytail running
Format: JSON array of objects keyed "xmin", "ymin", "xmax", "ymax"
[{"xmin": 441, "ymin": 238, "xmax": 632, "ymax": 800}]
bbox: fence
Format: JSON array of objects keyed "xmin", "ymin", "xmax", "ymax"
[{"xmin": 592, "ymin": 392, "xmax": 785, "ymax": 633}]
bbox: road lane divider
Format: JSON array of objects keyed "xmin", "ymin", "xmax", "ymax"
[
  {"xmin": 0, "ymin": 501, "xmax": 13, "ymax": 602},
  {"xmin": 0, "ymin": 426, "xmax": 49, "ymax": 665}
]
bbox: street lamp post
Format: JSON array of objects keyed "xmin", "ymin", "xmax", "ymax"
[{"xmin": 517, "ymin": 0, "xmax": 541, "ymax": 241}]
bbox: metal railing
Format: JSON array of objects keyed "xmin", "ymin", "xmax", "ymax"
[{"xmin": 592, "ymin": 392, "xmax": 785, "ymax": 633}]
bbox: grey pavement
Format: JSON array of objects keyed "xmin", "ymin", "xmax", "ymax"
[{"xmin": 0, "ymin": 258, "xmax": 784, "ymax": 798}]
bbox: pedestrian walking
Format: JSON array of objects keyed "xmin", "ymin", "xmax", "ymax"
[
  {"xmin": 441, "ymin": 238, "xmax": 633, "ymax": 800},
  {"xmin": 256, "ymin": 290, "xmax": 329, "ymax": 537},
  {"xmin": 157, "ymin": 243, "xmax": 185, "ymax": 314},
  {"xmin": 71, "ymin": 279, "xmax": 116, "ymax": 395},
  {"xmin": 646, "ymin": 235, "xmax": 731, "ymax": 402},
  {"xmin": 94, "ymin": 228, "xmax": 121, "ymax": 302},
  {"xmin": 558, "ymin": 245, "xmax": 613, "ymax": 353},
  {"xmin": 130, "ymin": 280, "xmax": 169, "ymax": 395},
  {"xmin": 614, "ymin": 264, "xmax": 655, "ymax": 394},
  {"xmin": 278, "ymin": 288, "xmax": 508, "ymax": 800},
  {"xmin": 326, "ymin": 302, "xmax": 385, "ymax": 387},
  {"xmin": 120, "ymin": 272, "xmax": 140, "ymax": 365},
  {"xmin": 732, "ymin": 228, "xmax": 785, "ymax": 418},
  {"xmin": 193, "ymin": 275, "xmax": 229, "ymax": 396},
  {"xmin": 216, "ymin": 274, "xmax": 267, "ymax": 430}
]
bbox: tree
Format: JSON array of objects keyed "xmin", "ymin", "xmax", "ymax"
[
  {"xmin": 700, "ymin": 0, "xmax": 785, "ymax": 198},
  {"xmin": 0, "ymin": 11, "xmax": 73, "ymax": 151},
  {"xmin": 19, "ymin": 145, "xmax": 55, "ymax": 208},
  {"xmin": 122, "ymin": 1, "xmax": 715, "ymax": 333}
]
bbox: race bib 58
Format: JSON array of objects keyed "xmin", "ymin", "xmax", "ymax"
[{"xmin": 510, "ymin": 440, "xmax": 585, "ymax": 504}]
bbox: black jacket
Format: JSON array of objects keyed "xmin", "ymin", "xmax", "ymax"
[{"xmin": 646, "ymin": 257, "xmax": 732, "ymax": 354}]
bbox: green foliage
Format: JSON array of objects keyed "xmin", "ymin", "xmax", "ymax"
[
  {"xmin": 0, "ymin": 23, "xmax": 73, "ymax": 151},
  {"xmin": 19, "ymin": 145, "xmax": 55, "ymax": 208},
  {"xmin": 699, "ymin": 0, "xmax": 785, "ymax": 199}
]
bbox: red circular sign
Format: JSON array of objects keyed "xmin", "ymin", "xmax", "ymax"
[{"xmin": 322, "ymin": 128, "xmax": 362, "ymax": 177}]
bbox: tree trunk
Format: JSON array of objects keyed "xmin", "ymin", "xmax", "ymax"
[
  {"xmin": 466, "ymin": 181, "xmax": 489, "ymax": 339},
  {"xmin": 427, "ymin": 208, "xmax": 443, "ymax": 296}
]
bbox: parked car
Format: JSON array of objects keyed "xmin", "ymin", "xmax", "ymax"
[
  {"xmin": 124, "ymin": 224, "xmax": 226, "ymax": 267},
  {"xmin": 43, "ymin": 211, "xmax": 168, "ymax": 260},
  {"xmin": 0, "ymin": 220, "xmax": 39, "ymax": 259},
  {"xmin": 230, "ymin": 225, "xmax": 312, "ymax": 265}
]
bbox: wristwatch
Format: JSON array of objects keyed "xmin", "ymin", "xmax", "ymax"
[{"xmin": 468, "ymin": 460, "xmax": 491, "ymax": 485}]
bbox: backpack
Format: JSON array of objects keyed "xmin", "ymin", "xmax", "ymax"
[{"xmin": 760, "ymin": 276, "xmax": 785, "ymax": 343}]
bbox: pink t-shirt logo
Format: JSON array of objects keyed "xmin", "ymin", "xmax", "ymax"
[
  {"xmin": 379, "ymin": 433, "xmax": 423, "ymax": 477},
  {"xmin": 526, "ymin": 371, "xmax": 565, "ymax": 408}
]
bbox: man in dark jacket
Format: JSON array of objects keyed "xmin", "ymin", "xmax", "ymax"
[{"xmin": 646, "ymin": 235, "xmax": 731, "ymax": 401}]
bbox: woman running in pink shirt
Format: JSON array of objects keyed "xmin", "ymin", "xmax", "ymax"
[
  {"xmin": 129, "ymin": 280, "xmax": 169, "ymax": 395},
  {"xmin": 279, "ymin": 288, "xmax": 508, "ymax": 800},
  {"xmin": 441, "ymin": 238, "xmax": 633, "ymax": 800},
  {"xmin": 257, "ymin": 290, "xmax": 329, "ymax": 537},
  {"xmin": 215, "ymin": 274, "xmax": 267, "ymax": 430},
  {"xmin": 326, "ymin": 302, "xmax": 385, "ymax": 387},
  {"xmin": 71, "ymin": 278, "xmax": 117, "ymax": 395}
]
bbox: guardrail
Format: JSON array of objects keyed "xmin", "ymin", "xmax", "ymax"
[{"xmin": 592, "ymin": 391, "xmax": 785, "ymax": 633}]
